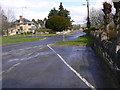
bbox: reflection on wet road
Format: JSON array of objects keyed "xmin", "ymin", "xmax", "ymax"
[{"xmin": 2, "ymin": 30, "xmax": 119, "ymax": 88}]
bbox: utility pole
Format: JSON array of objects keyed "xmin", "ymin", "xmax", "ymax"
[{"xmin": 86, "ymin": 0, "xmax": 90, "ymax": 29}]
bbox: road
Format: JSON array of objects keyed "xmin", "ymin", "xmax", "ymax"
[{"xmin": 2, "ymin": 30, "xmax": 120, "ymax": 88}]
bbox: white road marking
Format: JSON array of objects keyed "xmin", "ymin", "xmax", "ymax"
[
  {"xmin": 47, "ymin": 45, "xmax": 96, "ymax": 90},
  {"xmin": 0, "ymin": 63, "xmax": 21, "ymax": 81},
  {"xmin": 2, "ymin": 45, "xmax": 46, "ymax": 80},
  {"xmin": 6, "ymin": 63, "xmax": 21, "ymax": 73},
  {"xmin": 0, "ymin": 71, "xmax": 5, "ymax": 75},
  {"xmin": 0, "ymin": 71, "xmax": 5, "ymax": 80},
  {"xmin": 3, "ymin": 45, "xmax": 43, "ymax": 55}
]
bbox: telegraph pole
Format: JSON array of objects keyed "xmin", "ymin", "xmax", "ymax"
[{"xmin": 86, "ymin": 0, "xmax": 90, "ymax": 29}]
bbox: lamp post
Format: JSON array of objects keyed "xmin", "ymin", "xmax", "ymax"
[{"xmin": 86, "ymin": 0, "xmax": 90, "ymax": 29}]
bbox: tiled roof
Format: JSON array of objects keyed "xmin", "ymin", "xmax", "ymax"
[{"xmin": 15, "ymin": 18, "xmax": 34, "ymax": 25}]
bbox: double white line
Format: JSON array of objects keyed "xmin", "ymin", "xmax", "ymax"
[{"xmin": 47, "ymin": 45, "xmax": 96, "ymax": 90}]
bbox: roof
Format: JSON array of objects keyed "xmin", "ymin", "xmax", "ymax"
[{"xmin": 14, "ymin": 18, "xmax": 34, "ymax": 25}]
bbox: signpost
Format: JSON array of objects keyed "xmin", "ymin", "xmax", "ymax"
[
  {"xmin": 32, "ymin": 26, "xmax": 37, "ymax": 37},
  {"xmin": 63, "ymin": 30, "xmax": 65, "ymax": 41}
]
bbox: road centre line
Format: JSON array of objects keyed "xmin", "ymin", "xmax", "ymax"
[{"xmin": 47, "ymin": 45, "xmax": 96, "ymax": 90}]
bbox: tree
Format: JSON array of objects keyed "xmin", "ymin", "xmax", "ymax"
[
  {"xmin": 0, "ymin": 6, "xmax": 9, "ymax": 35},
  {"xmin": 0, "ymin": 6, "xmax": 3, "ymax": 35},
  {"xmin": 48, "ymin": 8, "xmax": 58, "ymax": 18},
  {"xmin": 5, "ymin": 9, "xmax": 16, "ymax": 30},
  {"xmin": 113, "ymin": 1, "xmax": 120, "ymax": 31},
  {"xmin": 59, "ymin": 2, "xmax": 64, "ymax": 11},
  {"xmin": 43, "ymin": 18, "xmax": 47, "ymax": 27},
  {"xmin": 102, "ymin": 2, "xmax": 112, "ymax": 31},
  {"xmin": 6, "ymin": 9, "xmax": 16, "ymax": 23},
  {"xmin": 45, "ymin": 16, "xmax": 69, "ymax": 31},
  {"xmin": 58, "ymin": 3, "xmax": 70, "ymax": 18},
  {"xmin": 37, "ymin": 19, "xmax": 44, "ymax": 27},
  {"xmin": 32, "ymin": 19, "xmax": 37, "ymax": 24},
  {"xmin": 90, "ymin": 8, "xmax": 104, "ymax": 29},
  {"xmin": 0, "ymin": 6, "xmax": 16, "ymax": 36},
  {"xmin": 32, "ymin": 19, "xmax": 39, "ymax": 28},
  {"xmin": 47, "ymin": 2, "xmax": 72, "ymax": 27}
]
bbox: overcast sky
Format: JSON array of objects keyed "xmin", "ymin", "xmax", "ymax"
[{"xmin": 0, "ymin": 0, "xmax": 113, "ymax": 24}]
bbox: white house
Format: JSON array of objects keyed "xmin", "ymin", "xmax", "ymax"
[{"xmin": 14, "ymin": 16, "xmax": 36, "ymax": 34}]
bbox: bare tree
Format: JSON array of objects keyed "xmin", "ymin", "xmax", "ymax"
[
  {"xmin": 0, "ymin": 6, "xmax": 8, "ymax": 35},
  {"xmin": 0, "ymin": 6, "xmax": 16, "ymax": 36},
  {"xmin": 5, "ymin": 9, "xmax": 16, "ymax": 23},
  {"xmin": 90, "ymin": 8, "xmax": 104, "ymax": 29},
  {"xmin": 0, "ymin": 6, "xmax": 3, "ymax": 35}
]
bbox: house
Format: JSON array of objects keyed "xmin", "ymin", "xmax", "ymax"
[{"xmin": 14, "ymin": 16, "xmax": 36, "ymax": 34}]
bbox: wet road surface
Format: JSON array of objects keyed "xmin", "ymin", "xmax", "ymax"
[{"xmin": 2, "ymin": 30, "xmax": 120, "ymax": 88}]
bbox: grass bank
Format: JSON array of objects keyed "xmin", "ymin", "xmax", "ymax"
[
  {"xmin": 54, "ymin": 34, "xmax": 93, "ymax": 46},
  {"xmin": 2, "ymin": 36, "xmax": 45, "ymax": 45}
]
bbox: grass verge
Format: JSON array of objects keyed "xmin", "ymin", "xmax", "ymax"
[
  {"xmin": 2, "ymin": 36, "xmax": 45, "ymax": 45},
  {"xmin": 54, "ymin": 34, "xmax": 93, "ymax": 46}
]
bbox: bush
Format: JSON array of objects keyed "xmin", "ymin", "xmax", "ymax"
[
  {"xmin": 107, "ymin": 30, "xmax": 117, "ymax": 41},
  {"xmin": 83, "ymin": 27, "xmax": 97, "ymax": 34},
  {"xmin": 45, "ymin": 16, "xmax": 69, "ymax": 32},
  {"xmin": 89, "ymin": 27, "xmax": 96, "ymax": 31},
  {"xmin": 36, "ymin": 28, "xmax": 56, "ymax": 34}
]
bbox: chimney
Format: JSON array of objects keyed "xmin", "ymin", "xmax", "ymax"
[{"xmin": 19, "ymin": 16, "xmax": 22, "ymax": 21}]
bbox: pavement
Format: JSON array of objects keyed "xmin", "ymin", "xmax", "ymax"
[{"xmin": 2, "ymin": 30, "xmax": 120, "ymax": 88}]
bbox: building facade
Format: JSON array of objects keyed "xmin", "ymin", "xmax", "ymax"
[{"xmin": 14, "ymin": 16, "xmax": 36, "ymax": 34}]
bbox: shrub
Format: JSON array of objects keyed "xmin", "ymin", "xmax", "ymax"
[
  {"xmin": 45, "ymin": 16, "xmax": 69, "ymax": 32},
  {"xmin": 107, "ymin": 30, "xmax": 117, "ymax": 40},
  {"xmin": 89, "ymin": 27, "xmax": 96, "ymax": 31},
  {"xmin": 36, "ymin": 28, "xmax": 55, "ymax": 34}
]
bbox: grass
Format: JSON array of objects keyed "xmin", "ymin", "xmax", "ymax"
[
  {"xmin": 2, "ymin": 36, "xmax": 45, "ymax": 45},
  {"xmin": 54, "ymin": 35, "xmax": 93, "ymax": 46}
]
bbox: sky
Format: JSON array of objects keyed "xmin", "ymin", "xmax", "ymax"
[{"xmin": 0, "ymin": 0, "xmax": 113, "ymax": 24}]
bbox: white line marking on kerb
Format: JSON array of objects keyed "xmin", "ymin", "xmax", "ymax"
[{"xmin": 47, "ymin": 45, "xmax": 96, "ymax": 90}]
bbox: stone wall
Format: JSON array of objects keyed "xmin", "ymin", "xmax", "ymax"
[{"xmin": 90, "ymin": 31, "xmax": 120, "ymax": 71}]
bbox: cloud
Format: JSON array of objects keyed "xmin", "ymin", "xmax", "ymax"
[
  {"xmin": 67, "ymin": 6, "xmax": 87, "ymax": 24},
  {"xmin": 0, "ymin": 0, "xmax": 58, "ymax": 20},
  {"xmin": 0, "ymin": 0, "xmax": 113, "ymax": 24}
]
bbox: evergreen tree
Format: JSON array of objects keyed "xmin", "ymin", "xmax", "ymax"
[
  {"xmin": 47, "ymin": 2, "xmax": 72, "ymax": 27},
  {"xmin": 38, "ymin": 19, "xmax": 44, "ymax": 27},
  {"xmin": 59, "ymin": 2, "xmax": 64, "ymax": 11},
  {"xmin": 48, "ymin": 8, "xmax": 58, "ymax": 18},
  {"xmin": 58, "ymin": 2, "xmax": 71, "ymax": 26},
  {"xmin": 32, "ymin": 19, "xmax": 38, "ymax": 24}
]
